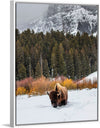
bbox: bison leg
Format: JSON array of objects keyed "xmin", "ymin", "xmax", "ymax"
[
  {"xmin": 65, "ymin": 100, "xmax": 67, "ymax": 105},
  {"xmin": 61, "ymin": 100, "xmax": 67, "ymax": 105}
]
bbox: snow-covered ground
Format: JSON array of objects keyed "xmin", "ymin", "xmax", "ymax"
[
  {"xmin": 78, "ymin": 71, "xmax": 97, "ymax": 84},
  {"xmin": 16, "ymin": 88, "xmax": 97, "ymax": 125}
]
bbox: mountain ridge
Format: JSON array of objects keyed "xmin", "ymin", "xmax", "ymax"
[{"xmin": 18, "ymin": 4, "xmax": 98, "ymax": 35}]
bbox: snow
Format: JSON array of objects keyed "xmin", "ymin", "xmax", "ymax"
[
  {"xmin": 79, "ymin": 71, "xmax": 97, "ymax": 84},
  {"xmin": 16, "ymin": 88, "xmax": 97, "ymax": 125},
  {"xmin": 93, "ymin": 32, "xmax": 97, "ymax": 37}
]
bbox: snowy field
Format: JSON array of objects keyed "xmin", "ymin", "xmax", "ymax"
[{"xmin": 16, "ymin": 88, "xmax": 97, "ymax": 125}]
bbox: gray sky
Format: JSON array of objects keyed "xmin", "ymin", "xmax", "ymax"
[{"xmin": 16, "ymin": 3, "xmax": 49, "ymax": 27}]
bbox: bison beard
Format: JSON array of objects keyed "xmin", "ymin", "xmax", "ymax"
[{"xmin": 47, "ymin": 83, "xmax": 68, "ymax": 108}]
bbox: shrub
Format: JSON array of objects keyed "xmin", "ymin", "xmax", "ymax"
[
  {"xmin": 62, "ymin": 78, "xmax": 77, "ymax": 89},
  {"xmin": 16, "ymin": 76, "xmax": 97, "ymax": 96},
  {"xmin": 30, "ymin": 76, "xmax": 51, "ymax": 96},
  {"xmin": 16, "ymin": 77, "xmax": 34, "ymax": 92},
  {"xmin": 16, "ymin": 87, "xmax": 26, "ymax": 95}
]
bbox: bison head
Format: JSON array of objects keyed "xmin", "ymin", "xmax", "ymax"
[{"xmin": 47, "ymin": 91, "xmax": 61, "ymax": 108}]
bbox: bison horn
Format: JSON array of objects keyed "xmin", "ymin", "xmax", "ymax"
[{"xmin": 47, "ymin": 91, "xmax": 50, "ymax": 95}]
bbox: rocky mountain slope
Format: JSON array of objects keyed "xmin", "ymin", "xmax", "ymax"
[{"xmin": 18, "ymin": 4, "xmax": 98, "ymax": 35}]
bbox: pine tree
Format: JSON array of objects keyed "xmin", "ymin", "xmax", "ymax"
[
  {"xmin": 30, "ymin": 46, "xmax": 40, "ymax": 76},
  {"xmin": 16, "ymin": 40, "xmax": 24, "ymax": 80},
  {"xmin": 51, "ymin": 46, "xmax": 57, "ymax": 77},
  {"xmin": 18, "ymin": 64, "xmax": 26, "ymax": 80},
  {"xmin": 16, "ymin": 29, "xmax": 20, "ymax": 41},
  {"xmin": 74, "ymin": 50, "xmax": 81, "ymax": 79},
  {"xmin": 76, "ymin": 31, "xmax": 80, "ymax": 47},
  {"xmin": 55, "ymin": 43, "xmax": 60, "ymax": 74},
  {"xmin": 80, "ymin": 49, "xmax": 91, "ymax": 77},
  {"xmin": 58, "ymin": 43, "xmax": 67, "ymax": 76},
  {"xmin": 85, "ymin": 55, "xmax": 91, "ymax": 76},
  {"xmin": 66, "ymin": 49, "xmax": 74, "ymax": 79},
  {"xmin": 16, "ymin": 40, "xmax": 24, "ymax": 65},
  {"xmin": 35, "ymin": 62, "xmax": 41, "ymax": 78},
  {"xmin": 43, "ymin": 59, "xmax": 50, "ymax": 78},
  {"xmin": 23, "ymin": 45, "xmax": 30, "ymax": 77},
  {"xmin": 90, "ymin": 41, "xmax": 97, "ymax": 72}
]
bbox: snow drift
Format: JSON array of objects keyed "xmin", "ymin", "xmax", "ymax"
[{"xmin": 78, "ymin": 71, "xmax": 97, "ymax": 84}]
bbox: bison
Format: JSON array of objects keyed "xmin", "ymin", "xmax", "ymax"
[{"xmin": 47, "ymin": 83, "xmax": 68, "ymax": 108}]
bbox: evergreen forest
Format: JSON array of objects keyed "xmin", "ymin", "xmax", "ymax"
[{"xmin": 16, "ymin": 29, "xmax": 97, "ymax": 81}]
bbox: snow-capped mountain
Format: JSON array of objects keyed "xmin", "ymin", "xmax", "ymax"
[{"xmin": 18, "ymin": 4, "xmax": 98, "ymax": 35}]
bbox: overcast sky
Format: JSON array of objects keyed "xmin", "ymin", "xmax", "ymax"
[{"xmin": 16, "ymin": 3, "xmax": 49, "ymax": 28}]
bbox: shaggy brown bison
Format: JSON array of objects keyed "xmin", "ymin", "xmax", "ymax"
[{"xmin": 47, "ymin": 83, "xmax": 68, "ymax": 108}]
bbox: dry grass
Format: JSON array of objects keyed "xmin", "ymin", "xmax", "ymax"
[
  {"xmin": 16, "ymin": 76, "xmax": 97, "ymax": 96},
  {"xmin": 30, "ymin": 76, "xmax": 51, "ymax": 95},
  {"xmin": 77, "ymin": 80, "xmax": 97, "ymax": 89}
]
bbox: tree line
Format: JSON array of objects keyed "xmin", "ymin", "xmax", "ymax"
[{"xmin": 16, "ymin": 29, "xmax": 97, "ymax": 80}]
